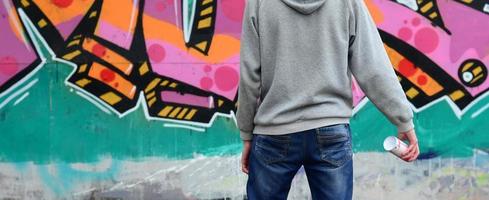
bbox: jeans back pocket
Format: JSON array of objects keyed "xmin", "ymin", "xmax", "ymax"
[
  {"xmin": 253, "ymin": 134, "xmax": 291, "ymax": 164},
  {"xmin": 315, "ymin": 123, "xmax": 352, "ymax": 168}
]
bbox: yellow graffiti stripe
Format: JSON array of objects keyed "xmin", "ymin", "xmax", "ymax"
[
  {"xmin": 158, "ymin": 106, "xmax": 174, "ymax": 117},
  {"xmin": 78, "ymin": 64, "xmax": 88, "ymax": 73},
  {"xmin": 200, "ymin": 6, "xmax": 213, "ymax": 16},
  {"xmin": 75, "ymin": 78, "xmax": 91, "ymax": 87},
  {"xmin": 168, "ymin": 107, "xmax": 182, "ymax": 118},
  {"xmin": 139, "ymin": 61, "xmax": 150, "ymax": 75},
  {"xmin": 449, "ymin": 90, "xmax": 465, "ymax": 101},
  {"xmin": 406, "ymin": 87, "xmax": 419, "ymax": 99},
  {"xmin": 184, "ymin": 109, "xmax": 197, "ymax": 120},
  {"xmin": 37, "ymin": 19, "xmax": 47, "ymax": 28},
  {"xmin": 100, "ymin": 92, "xmax": 122, "ymax": 105},
  {"xmin": 62, "ymin": 50, "xmax": 81, "ymax": 60},
  {"xmin": 420, "ymin": 2, "xmax": 434, "ymax": 13},
  {"xmin": 177, "ymin": 108, "xmax": 189, "ymax": 119},
  {"xmin": 145, "ymin": 78, "xmax": 161, "ymax": 93}
]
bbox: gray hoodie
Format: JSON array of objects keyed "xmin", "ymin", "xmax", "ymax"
[{"xmin": 236, "ymin": 0, "xmax": 415, "ymax": 140}]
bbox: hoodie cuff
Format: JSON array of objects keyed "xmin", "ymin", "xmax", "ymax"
[
  {"xmin": 396, "ymin": 120, "xmax": 415, "ymax": 133},
  {"xmin": 240, "ymin": 130, "xmax": 253, "ymax": 141}
]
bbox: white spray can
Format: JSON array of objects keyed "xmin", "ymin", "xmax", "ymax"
[{"xmin": 383, "ymin": 136, "xmax": 408, "ymax": 158}]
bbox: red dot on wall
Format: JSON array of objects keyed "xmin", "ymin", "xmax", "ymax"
[
  {"xmin": 412, "ymin": 18, "xmax": 421, "ymax": 27},
  {"xmin": 221, "ymin": 0, "xmax": 245, "ymax": 21},
  {"xmin": 148, "ymin": 44, "xmax": 166, "ymax": 63},
  {"xmin": 200, "ymin": 77, "xmax": 213, "ymax": 90},
  {"xmin": 52, "ymin": 0, "xmax": 73, "ymax": 8},
  {"xmin": 398, "ymin": 27, "xmax": 413, "ymax": 41},
  {"xmin": 92, "ymin": 44, "xmax": 107, "ymax": 57},
  {"xmin": 417, "ymin": 75, "xmax": 428, "ymax": 85},
  {"xmin": 414, "ymin": 27, "xmax": 439, "ymax": 54},
  {"xmin": 100, "ymin": 69, "xmax": 116, "ymax": 82},
  {"xmin": 214, "ymin": 66, "xmax": 238, "ymax": 91},
  {"xmin": 398, "ymin": 59, "xmax": 418, "ymax": 77}
]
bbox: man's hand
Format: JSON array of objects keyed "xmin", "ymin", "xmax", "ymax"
[
  {"xmin": 397, "ymin": 128, "xmax": 419, "ymax": 162},
  {"xmin": 241, "ymin": 140, "xmax": 251, "ymax": 174}
]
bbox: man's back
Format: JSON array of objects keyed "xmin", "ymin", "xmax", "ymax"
[
  {"xmin": 236, "ymin": 0, "xmax": 415, "ymax": 141},
  {"xmin": 238, "ymin": 1, "xmax": 420, "ymax": 199}
]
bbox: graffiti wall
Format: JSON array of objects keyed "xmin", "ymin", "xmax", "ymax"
[{"xmin": 0, "ymin": 0, "xmax": 488, "ymax": 199}]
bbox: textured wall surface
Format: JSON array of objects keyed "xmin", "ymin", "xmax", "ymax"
[{"xmin": 0, "ymin": 0, "xmax": 488, "ymax": 199}]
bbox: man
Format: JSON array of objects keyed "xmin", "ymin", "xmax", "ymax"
[{"xmin": 236, "ymin": 0, "xmax": 420, "ymax": 199}]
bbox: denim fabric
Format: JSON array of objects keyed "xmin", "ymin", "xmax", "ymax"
[{"xmin": 246, "ymin": 123, "xmax": 353, "ymax": 200}]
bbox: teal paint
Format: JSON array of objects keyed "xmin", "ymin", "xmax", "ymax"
[
  {"xmin": 1, "ymin": 56, "xmax": 488, "ymax": 163},
  {"xmin": 0, "ymin": 1, "xmax": 487, "ymax": 199},
  {"xmin": 350, "ymin": 96, "xmax": 489, "ymax": 158}
]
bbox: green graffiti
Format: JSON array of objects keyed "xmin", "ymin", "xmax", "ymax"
[
  {"xmin": 1, "ymin": 51, "xmax": 488, "ymax": 163},
  {"xmin": 1, "ymin": 22, "xmax": 488, "ymax": 164}
]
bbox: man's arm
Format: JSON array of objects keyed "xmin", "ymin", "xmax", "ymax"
[
  {"xmin": 347, "ymin": 0, "xmax": 415, "ymax": 133},
  {"xmin": 237, "ymin": 0, "xmax": 261, "ymax": 141}
]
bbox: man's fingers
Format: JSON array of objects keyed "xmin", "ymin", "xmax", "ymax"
[
  {"xmin": 241, "ymin": 165, "xmax": 249, "ymax": 174},
  {"xmin": 241, "ymin": 153, "xmax": 248, "ymax": 174},
  {"xmin": 395, "ymin": 129, "xmax": 419, "ymax": 162},
  {"xmin": 408, "ymin": 147, "xmax": 419, "ymax": 162},
  {"xmin": 405, "ymin": 146, "xmax": 416, "ymax": 161},
  {"xmin": 241, "ymin": 157, "xmax": 249, "ymax": 174},
  {"xmin": 415, "ymin": 145, "xmax": 420, "ymax": 158},
  {"xmin": 402, "ymin": 143, "xmax": 420, "ymax": 161},
  {"xmin": 402, "ymin": 149, "xmax": 414, "ymax": 161},
  {"xmin": 401, "ymin": 143, "xmax": 414, "ymax": 156},
  {"xmin": 240, "ymin": 143, "xmax": 251, "ymax": 174},
  {"xmin": 401, "ymin": 144, "xmax": 416, "ymax": 160},
  {"xmin": 407, "ymin": 146, "xmax": 419, "ymax": 162}
]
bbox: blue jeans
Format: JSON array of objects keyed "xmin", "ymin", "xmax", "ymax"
[{"xmin": 246, "ymin": 123, "xmax": 353, "ymax": 200}]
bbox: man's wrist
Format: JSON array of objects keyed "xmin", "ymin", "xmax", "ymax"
[
  {"xmin": 240, "ymin": 130, "xmax": 253, "ymax": 141},
  {"xmin": 397, "ymin": 120, "xmax": 415, "ymax": 133}
]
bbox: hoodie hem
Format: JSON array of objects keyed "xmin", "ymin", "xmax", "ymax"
[{"xmin": 253, "ymin": 117, "xmax": 351, "ymax": 135}]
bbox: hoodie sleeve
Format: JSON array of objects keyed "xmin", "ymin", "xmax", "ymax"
[
  {"xmin": 347, "ymin": 0, "xmax": 415, "ymax": 133},
  {"xmin": 236, "ymin": 0, "xmax": 261, "ymax": 141}
]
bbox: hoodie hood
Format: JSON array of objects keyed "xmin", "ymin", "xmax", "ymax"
[{"xmin": 281, "ymin": 0, "xmax": 327, "ymax": 15}]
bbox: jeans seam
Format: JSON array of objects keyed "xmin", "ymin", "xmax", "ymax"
[
  {"xmin": 315, "ymin": 125, "xmax": 352, "ymax": 167},
  {"xmin": 315, "ymin": 128, "xmax": 321, "ymax": 158},
  {"xmin": 324, "ymin": 147, "xmax": 351, "ymax": 166}
]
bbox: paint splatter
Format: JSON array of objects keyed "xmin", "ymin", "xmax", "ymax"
[
  {"xmin": 414, "ymin": 27, "xmax": 439, "ymax": 54},
  {"xmin": 398, "ymin": 27, "xmax": 412, "ymax": 41},
  {"xmin": 52, "ymin": 0, "xmax": 73, "ymax": 8},
  {"xmin": 200, "ymin": 77, "xmax": 213, "ymax": 90},
  {"xmin": 221, "ymin": 0, "xmax": 245, "ymax": 21},
  {"xmin": 214, "ymin": 66, "xmax": 238, "ymax": 91},
  {"xmin": 148, "ymin": 44, "xmax": 166, "ymax": 63},
  {"xmin": 92, "ymin": 44, "xmax": 107, "ymax": 57}
]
